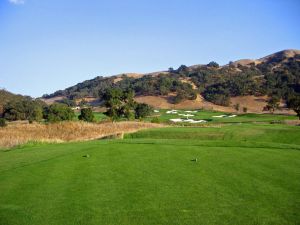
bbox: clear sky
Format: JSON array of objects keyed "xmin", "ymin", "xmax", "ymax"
[{"xmin": 1, "ymin": 0, "xmax": 300, "ymax": 97}]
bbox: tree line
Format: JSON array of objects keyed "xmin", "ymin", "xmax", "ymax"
[{"xmin": 0, "ymin": 89, "xmax": 154, "ymax": 126}]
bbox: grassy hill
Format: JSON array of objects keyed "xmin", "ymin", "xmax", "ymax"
[
  {"xmin": 1, "ymin": 123, "xmax": 299, "ymax": 225},
  {"xmin": 0, "ymin": 89, "xmax": 30, "ymax": 115},
  {"xmin": 42, "ymin": 49, "xmax": 300, "ymax": 112}
]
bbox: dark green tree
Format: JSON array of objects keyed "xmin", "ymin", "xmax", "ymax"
[
  {"xmin": 58, "ymin": 98, "xmax": 76, "ymax": 107},
  {"xmin": 265, "ymin": 96, "xmax": 280, "ymax": 113},
  {"xmin": 78, "ymin": 108, "xmax": 95, "ymax": 122},
  {"xmin": 3, "ymin": 99, "xmax": 44, "ymax": 122},
  {"xmin": 103, "ymin": 88, "xmax": 135, "ymax": 121},
  {"xmin": 207, "ymin": 61, "xmax": 219, "ymax": 68},
  {"xmin": 135, "ymin": 103, "xmax": 153, "ymax": 119},
  {"xmin": 287, "ymin": 96, "xmax": 300, "ymax": 119},
  {"xmin": 44, "ymin": 103, "xmax": 75, "ymax": 123}
]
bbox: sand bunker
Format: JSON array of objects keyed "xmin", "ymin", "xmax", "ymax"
[
  {"xmin": 166, "ymin": 110, "xmax": 178, "ymax": 114},
  {"xmin": 169, "ymin": 118, "xmax": 207, "ymax": 123},
  {"xmin": 184, "ymin": 110, "xmax": 198, "ymax": 113},
  {"xmin": 212, "ymin": 115, "xmax": 227, "ymax": 118},
  {"xmin": 212, "ymin": 115, "xmax": 237, "ymax": 118}
]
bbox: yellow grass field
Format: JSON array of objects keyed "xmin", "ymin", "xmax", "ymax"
[{"xmin": 0, "ymin": 121, "xmax": 163, "ymax": 149}]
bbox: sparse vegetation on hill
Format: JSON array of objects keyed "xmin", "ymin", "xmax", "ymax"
[
  {"xmin": 0, "ymin": 89, "xmax": 30, "ymax": 115},
  {"xmin": 42, "ymin": 50, "xmax": 300, "ymax": 110}
]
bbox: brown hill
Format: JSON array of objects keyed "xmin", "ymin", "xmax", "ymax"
[
  {"xmin": 135, "ymin": 94, "xmax": 294, "ymax": 114},
  {"xmin": 41, "ymin": 49, "xmax": 300, "ymax": 113},
  {"xmin": 231, "ymin": 49, "xmax": 300, "ymax": 67}
]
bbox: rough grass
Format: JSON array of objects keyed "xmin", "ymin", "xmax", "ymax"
[
  {"xmin": 0, "ymin": 121, "xmax": 163, "ymax": 149},
  {"xmin": 125, "ymin": 123, "xmax": 300, "ymax": 145},
  {"xmin": 0, "ymin": 124, "xmax": 300, "ymax": 225}
]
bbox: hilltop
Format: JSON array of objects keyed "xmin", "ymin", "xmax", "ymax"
[
  {"xmin": 0, "ymin": 89, "xmax": 31, "ymax": 115},
  {"xmin": 38, "ymin": 49, "xmax": 300, "ymax": 112}
]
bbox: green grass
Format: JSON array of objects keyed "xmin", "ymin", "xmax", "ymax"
[
  {"xmin": 145, "ymin": 109, "xmax": 297, "ymax": 124},
  {"xmin": 75, "ymin": 109, "xmax": 297, "ymax": 124},
  {"xmin": 0, "ymin": 124, "xmax": 300, "ymax": 225}
]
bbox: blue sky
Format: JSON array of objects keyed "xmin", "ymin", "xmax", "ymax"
[{"xmin": 0, "ymin": 0, "xmax": 300, "ymax": 97}]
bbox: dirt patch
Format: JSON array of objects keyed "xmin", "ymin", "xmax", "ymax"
[
  {"xmin": 179, "ymin": 78, "xmax": 197, "ymax": 90},
  {"xmin": 113, "ymin": 73, "xmax": 144, "ymax": 83},
  {"xmin": 135, "ymin": 94, "xmax": 296, "ymax": 114},
  {"xmin": 230, "ymin": 95, "xmax": 295, "ymax": 114},
  {"xmin": 41, "ymin": 96, "xmax": 65, "ymax": 105},
  {"xmin": 135, "ymin": 94, "xmax": 234, "ymax": 112},
  {"xmin": 284, "ymin": 120, "xmax": 300, "ymax": 126}
]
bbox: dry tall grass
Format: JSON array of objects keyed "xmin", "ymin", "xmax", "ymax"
[{"xmin": 0, "ymin": 121, "xmax": 164, "ymax": 149}]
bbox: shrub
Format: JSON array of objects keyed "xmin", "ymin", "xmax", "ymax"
[
  {"xmin": 135, "ymin": 103, "xmax": 153, "ymax": 119},
  {"xmin": 78, "ymin": 108, "xmax": 95, "ymax": 122},
  {"xmin": 207, "ymin": 61, "xmax": 219, "ymax": 68},
  {"xmin": 44, "ymin": 103, "xmax": 75, "ymax": 123},
  {"xmin": 287, "ymin": 96, "xmax": 300, "ymax": 120},
  {"xmin": 3, "ymin": 99, "xmax": 44, "ymax": 122},
  {"xmin": 0, "ymin": 118, "xmax": 7, "ymax": 127},
  {"xmin": 103, "ymin": 88, "xmax": 135, "ymax": 121},
  {"xmin": 151, "ymin": 117, "xmax": 160, "ymax": 123},
  {"xmin": 234, "ymin": 103, "xmax": 240, "ymax": 111}
]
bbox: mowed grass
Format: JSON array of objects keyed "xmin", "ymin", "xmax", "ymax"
[
  {"xmin": 146, "ymin": 109, "xmax": 298, "ymax": 124},
  {"xmin": 0, "ymin": 124, "xmax": 300, "ymax": 225},
  {"xmin": 75, "ymin": 109, "xmax": 297, "ymax": 124}
]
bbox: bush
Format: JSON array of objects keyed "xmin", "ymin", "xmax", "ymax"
[
  {"xmin": 135, "ymin": 103, "xmax": 153, "ymax": 119},
  {"xmin": 78, "ymin": 108, "xmax": 95, "ymax": 122},
  {"xmin": 3, "ymin": 99, "xmax": 44, "ymax": 122},
  {"xmin": 44, "ymin": 103, "xmax": 75, "ymax": 123},
  {"xmin": 151, "ymin": 117, "xmax": 160, "ymax": 123},
  {"xmin": 207, "ymin": 61, "xmax": 219, "ymax": 68},
  {"xmin": 0, "ymin": 118, "xmax": 7, "ymax": 127}
]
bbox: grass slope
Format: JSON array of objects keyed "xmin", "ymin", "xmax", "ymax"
[
  {"xmin": 0, "ymin": 124, "xmax": 300, "ymax": 225},
  {"xmin": 73, "ymin": 110, "xmax": 297, "ymax": 124},
  {"xmin": 147, "ymin": 109, "xmax": 297, "ymax": 124}
]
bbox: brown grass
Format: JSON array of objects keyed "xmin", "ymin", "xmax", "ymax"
[
  {"xmin": 135, "ymin": 94, "xmax": 235, "ymax": 112},
  {"xmin": 0, "ymin": 121, "xmax": 164, "ymax": 149}
]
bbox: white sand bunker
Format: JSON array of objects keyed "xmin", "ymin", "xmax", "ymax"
[
  {"xmin": 178, "ymin": 114, "xmax": 194, "ymax": 117},
  {"xmin": 169, "ymin": 118, "xmax": 207, "ymax": 123},
  {"xmin": 228, "ymin": 115, "xmax": 237, "ymax": 118},
  {"xmin": 166, "ymin": 110, "xmax": 178, "ymax": 114},
  {"xmin": 153, "ymin": 110, "xmax": 159, "ymax": 113},
  {"xmin": 184, "ymin": 110, "xmax": 198, "ymax": 113},
  {"xmin": 212, "ymin": 114, "xmax": 237, "ymax": 118},
  {"xmin": 212, "ymin": 115, "xmax": 227, "ymax": 118}
]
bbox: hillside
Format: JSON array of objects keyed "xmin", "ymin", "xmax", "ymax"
[
  {"xmin": 42, "ymin": 49, "xmax": 300, "ymax": 112},
  {"xmin": 0, "ymin": 89, "xmax": 30, "ymax": 115}
]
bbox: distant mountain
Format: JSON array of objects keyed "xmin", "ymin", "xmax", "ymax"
[{"xmin": 42, "ymin": 49, "xmax": 300, "ymax": 112}]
